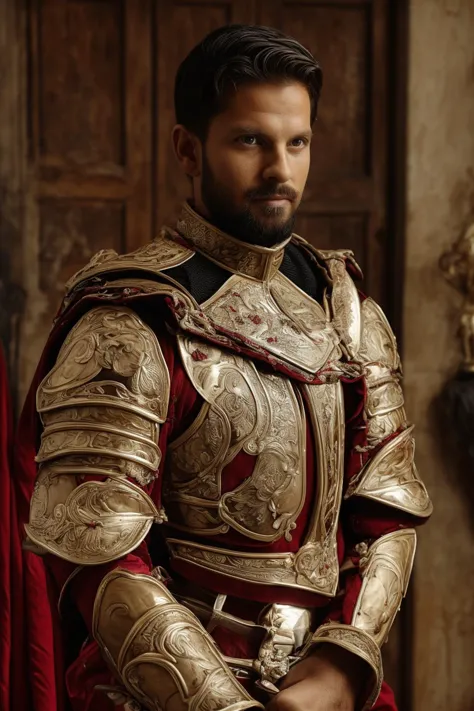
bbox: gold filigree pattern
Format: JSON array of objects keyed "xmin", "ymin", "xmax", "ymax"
[
  {"xmin": 65, "ymin": 228, "xmax": 194, "ymax": 291},
  {"xmin": 308, "ymin": 623, "xmax": 383, "ymax": 710},
  {"xmin": 166, "ymin": 376, "xmax": 344, "ymax": 595},
  {"xmin": 366, "ymin": 408, "xmax": 408, "ymax": 449},
  {"xmin": 27, "ymin": 306, "xmax": 172, "ymax": 562},
  {"xmin": 42, "ymin": 406, "xmax": 156, "ymax": 440},
  {"xmin": 37, "ymin": 427, "xmax": 161, "ymax": 470},
  {"xmin": 296, "ymin": 381, "xmax": 345, "ymax": 595},
  {"xmin": 168, "ymin": 336, "xmax": 306, "ymax": 542},
  {"xmin": 93, "ymin": 569, "xmax": 261, "ymax": 711},
  {"xmin": 352, "ymin": 529, "xmax": 417, "ymax": 646},
  {"xmin": 176, "ymin": 201, "xmax": 288, "ymax": 281},
  {"xmin": 356, "ymin": 298, "xmax": 409, "ymax": 445},
  {"xmin": 358, "ymin": 298, "xmax": 399, "ymax": 370},
  {"xmin": 44, "ymin": 454, "xmax": 158, "ymax": 487},
  {"xmin": 38, "ymin": 306, "xmax": 170, "ymax": 423},
  {"xmin": 201, "ymin": 274, "xmax": 340, "ymax": 375},
  {"xmin": 25, "ymin": 469, "xmax": 164, "ymax": 565},
  {"xmin": 324, "ymin": 256, "xmax": 361, "ymax": 358},
  {"xmin": 345, "ymin": 426, "xmax": 433, "ymax": 517}
]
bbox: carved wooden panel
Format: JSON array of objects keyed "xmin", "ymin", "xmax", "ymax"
[
  {"xmin": 29, "ymin": 0, "xmax": 153, "ymax": 330},
  {"xmin": 39, "ymin": 200, "xmax": 124, "ymax": 306},
  {"xmin": 37, "ymin": 0, "xmax": 124, "ymax": 169}
]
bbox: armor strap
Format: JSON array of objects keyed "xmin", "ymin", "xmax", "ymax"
[{"xmin": 93, "ymin": 569, "xmax": 262, "ymax": 711}]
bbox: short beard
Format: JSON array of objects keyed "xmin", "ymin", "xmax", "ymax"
[{"xmin": 200, "ymin": 153, "xmax": 296, "ymax": 248}]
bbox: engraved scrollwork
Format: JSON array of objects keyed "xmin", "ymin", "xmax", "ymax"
[
  {"xmin": 26, "ymin": 469, "xmax": 164, "ymax": 565},
  {"xmin": 171, "ymin": 337, "xmax": 306, "ymax": 542},
  {"xmin": 65, "ymin": 228, "xmax": 194, "ymax": 291},
  {"xmin": 345, "ymin": 426, "xmax": 433, "ymax": 517},
  {"xmin": 176, "ymin": 201, "xmax": 287, "ymax": 281},
  {"xmin": 201, "ymin": 274, "xmax": 340, "ymax": 375},
  {"xmin": 358, "ymin": 298, "xmax": 399, "ymax": 371},
  {"xmin": 37, "ymin": 427, "xmax": 161, "ymax": 470},
  {"xmin": 351, "ymin": 529, "xmax": 417, "ymax": 646},
  {"xmin": 38, "ymin": 306, "xmax": 171, "ymax": 422},
  {"xmin": 308, "ymin": 623, "xmax": 383, "ymax": 710},
  {"xmin": 323, "ymin": 257, "xmax": 361, "ymax": 358},
  {"xmin": 93, "ymin": 570, "xmax": 260, "ymax": 711}
]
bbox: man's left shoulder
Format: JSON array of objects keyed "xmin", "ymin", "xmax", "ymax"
[{"xmin": 290, "ymin": 234, "xmax": 364, "ymax": 282}]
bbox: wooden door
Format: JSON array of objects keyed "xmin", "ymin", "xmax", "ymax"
[{"xmin": 28, "ymin": 0, "xmax": 154, "ymax": 345}]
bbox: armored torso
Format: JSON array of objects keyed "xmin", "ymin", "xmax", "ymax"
[{"xmin": 24, "ymin": 202, "xmax": 432, "ymax": 711}]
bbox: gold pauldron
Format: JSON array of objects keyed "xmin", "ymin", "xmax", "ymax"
[
  {"xmin": 307, "ymin": 623, "xmax": 383, "ymax": 710},
  {"xmin": 364, "ymin": 364, "xmax": 408, "ymax": 446},
  {"xmin": 352, "ymin": 529, "xmax": 417, "ymax": 646},
  {"xmin": 358, "ymin": 298, "xmax": 407, "ymax": 444},
  {"xmin": 346, "ymin": 427, "xmax": 433, "ymax": 517},
  {"xmin": 93, "ymin": 569, "xmax": 262, "ymax": 711}
]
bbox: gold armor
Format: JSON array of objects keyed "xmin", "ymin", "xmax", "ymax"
[{"xmin": 27, "ymin": 202, "xmax": 432, "ymax": 711}]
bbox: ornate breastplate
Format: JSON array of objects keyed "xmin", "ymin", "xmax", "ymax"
[{"xmin": 163, "ymin": 269, "xmax": 347, "ymax": 597}]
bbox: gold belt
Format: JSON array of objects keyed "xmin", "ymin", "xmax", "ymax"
[{"xmin": 168, "ymin": 576, "xmax": 315, "ymax": 693}]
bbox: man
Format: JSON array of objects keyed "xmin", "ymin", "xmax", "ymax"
[{"xmin": 20, "ymin": 24, "xmax": 432, "ymax": 711}]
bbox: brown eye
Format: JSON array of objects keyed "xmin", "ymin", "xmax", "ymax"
[
  {"xmin": 238, "ymin": 135, "xmax": 259, "ymax": 146},
  {"xmin": 290, "ymin": 138, "xmax": 308, "ymax": 148}
]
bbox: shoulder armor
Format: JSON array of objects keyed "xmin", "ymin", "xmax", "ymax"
[
  {"xmin": 358, "ymin": 297, "xmax": 400, "ymax": 370},
  {"xmin": 26, "ymin": 305, "xmax": 171, "ymax": 564},
  {"xmin": 65, "ymin": 227, "xmax": 194, "ymax": 292},
  {"xmin": 290, "ymin": 236, "xmax": 363, "ymax": 357},
  {"xmin": 290, "ymin": 234, "xmax": 364, "ymax": 281}
]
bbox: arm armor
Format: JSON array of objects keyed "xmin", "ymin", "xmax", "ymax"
[
  {"xmin": 309, "ymin": 529, "xmax": 417, "ymax": 710},
  {"xmin": 25, "ymin": 305, "xmax": 170, "ymax": 563},
  {"xmin": 93, "ymin": 569, "xmax": 260, "ymax": 711},
  {"xmin": 347, "ymin": 297, "xmax": 433, "ymax": 518},
  {"xmin": 303, "ymin": 257, "xmax": 432, "ymax": 709},
  {"xmin": 26, "ymin": 305, "xmax": 259, "ymax": 711}
]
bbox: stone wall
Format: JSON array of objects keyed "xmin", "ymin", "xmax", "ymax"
[{"xmin": 405, "ymin": 0, "xmax": 474, "ymax": 709}]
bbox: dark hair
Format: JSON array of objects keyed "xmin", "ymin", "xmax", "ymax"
[{"xmin": 174, "ymin": 24, "xmax": 322, "ymax": 139}]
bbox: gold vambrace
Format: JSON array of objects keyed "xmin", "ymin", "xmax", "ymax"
[
  {"xmin": 305, "ymin": 529, "xmax": 417, "ymax": 710},
  {"xmin": 93, "ymin": 569, "xmax": 262, "ymax": 711}
]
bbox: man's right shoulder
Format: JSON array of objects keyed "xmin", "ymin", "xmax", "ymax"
[{"xmin": 65, "ymin": 227, "xmax": 195, "ymax": 293}]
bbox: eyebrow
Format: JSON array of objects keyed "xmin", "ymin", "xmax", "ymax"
[{"xmin": 229, "ymin": 126, "xmax": 313, "ymax": 140}]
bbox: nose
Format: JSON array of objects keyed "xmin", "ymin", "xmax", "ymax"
[{"xmin": 261, "ymin": 145, "xmax": 292, "ymax": 184}]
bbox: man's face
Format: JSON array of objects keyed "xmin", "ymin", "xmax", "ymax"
[{"xmin": 195, "ymin": 81, "xmax": 312, "ymax": 247}]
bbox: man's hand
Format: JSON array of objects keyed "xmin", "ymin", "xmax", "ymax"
[{"xmin": 265, "ymin": 645, "xmax": 369, "ymax": 711}]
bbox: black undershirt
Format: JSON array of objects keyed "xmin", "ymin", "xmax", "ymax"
[{"xmin": 166, "ymin": 241, "xmax": 320, "ymax": 305}]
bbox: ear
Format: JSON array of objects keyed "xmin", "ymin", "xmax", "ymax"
[{"xmin": 172, "ymin": 124, "xmax": 202, "ymax": 178}]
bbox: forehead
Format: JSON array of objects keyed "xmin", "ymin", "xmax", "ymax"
[{"xmin": 210, "ymin": 81, "xmax": 312, "ymax": 135}]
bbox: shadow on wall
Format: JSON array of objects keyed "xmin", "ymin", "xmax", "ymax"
[{"xmin": 435, "ymin": 378, "xmax": 474, "ymax": 526}]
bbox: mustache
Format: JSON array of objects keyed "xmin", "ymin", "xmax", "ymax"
[{"xmin": 246, "ymin": 185, "xmax": 298, "ymax": 201}]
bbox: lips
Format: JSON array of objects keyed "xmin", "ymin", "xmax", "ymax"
[{"xmin": 253, "ymin": 196, "xmax": 291, "ymax": 202}]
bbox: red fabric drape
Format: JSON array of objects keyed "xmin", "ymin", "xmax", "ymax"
[
  {"xmin": 0, "ymin": 346, "xmax": 13, "ymax": 711},
  {"xmin": 10, "ymin": 344, "xmax": 60, "ymax": 711}
]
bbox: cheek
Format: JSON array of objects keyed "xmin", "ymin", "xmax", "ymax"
[
  {"xmin": 295, "ymin": 152, "xmax": 311, "ymax": 187},
  {"xmin": 212, "ymin": 150, "xmax": 259, "ymax": 192}
]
